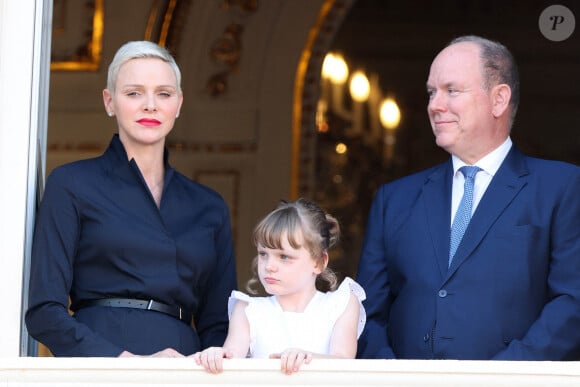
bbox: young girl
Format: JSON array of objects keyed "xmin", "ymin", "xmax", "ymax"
[{"xmin": 193, "ymin": 198, "xmax": 366, "ymax": 374}]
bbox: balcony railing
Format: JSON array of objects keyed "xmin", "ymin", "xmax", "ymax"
[{"xmin": 1, "ymin": 358, "xmax": 579, "ymax": 386}]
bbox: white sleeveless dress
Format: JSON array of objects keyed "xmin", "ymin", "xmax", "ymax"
[{"xmin": 228, "ymin": 277, "xmax": 366, "ymax": 358}]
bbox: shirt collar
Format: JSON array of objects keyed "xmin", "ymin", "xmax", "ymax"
[
  {"xmin": 452, "ymin": 137, "xmax": 512, "ymax": 177},
  {"xmin": 107, "ymin": 133, "xmax": 171, "ymax": 168},
  {"xmin": 105, "ymin": 134, "xmax": 174, "ymax": 184}
]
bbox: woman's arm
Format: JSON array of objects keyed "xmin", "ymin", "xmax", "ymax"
[{"xmin": 25, "ymin": 167, "xmax": 124, "ymax": 357}]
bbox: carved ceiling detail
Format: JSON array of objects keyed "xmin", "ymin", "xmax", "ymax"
[{"xmin": 206, "ymin": 0, "xmax": 259, "ymax": 97}]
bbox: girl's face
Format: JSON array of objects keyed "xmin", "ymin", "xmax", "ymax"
[
  {"xmin": 102, "ymin": 57, "xmax": 183, "ymax": 149},
  {"xmin": 257, "ymin": 232, "xmax": 322, "ymax": 300}
]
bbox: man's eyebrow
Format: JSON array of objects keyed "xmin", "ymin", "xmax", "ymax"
[{"xmin": 427, "ymin": 81, "xmax": 457, "ymax": 89}]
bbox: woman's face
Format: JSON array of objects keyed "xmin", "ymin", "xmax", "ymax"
[{"xmin": 103, "ymin": 57, "xmax": 183, "ymax": 148}]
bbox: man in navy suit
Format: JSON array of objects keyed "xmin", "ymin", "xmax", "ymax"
[{"xmin": 356, "ymin": 35, "xmax": 580, "ymax": 360}]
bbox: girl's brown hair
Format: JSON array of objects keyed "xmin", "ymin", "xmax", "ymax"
[{"xmin": 246, "ymin": 198, "xmax": 340, "ymax": 294}]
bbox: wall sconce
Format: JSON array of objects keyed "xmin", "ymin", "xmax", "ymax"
[
  {"xmin": 380, "ymin": 98, "xmax": 401, "ymax": 165},
  {"xmin": 318, "ymin": 52, "xmax": 401, "ymax": 164}
]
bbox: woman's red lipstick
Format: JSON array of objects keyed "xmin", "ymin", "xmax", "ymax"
[{"xmin": 137, "ymin": 118, "xmax": 161, "ymax": 126}]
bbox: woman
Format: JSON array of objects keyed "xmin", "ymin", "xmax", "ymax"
[{"xmin": 26, "ymin": 41, "xmax": 237, "ymax": 357}]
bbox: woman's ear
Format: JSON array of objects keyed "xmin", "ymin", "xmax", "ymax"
[
  {"xmin": 176, "ymin": 91, "xmax": 184, "ymax": 118},
  {"xmin": 103, "ymin": 89, "xmax": 114, "ymax": 116},
  {"xmin": 491, "ymin": 83, "xmax": 511, "ymax": 118}
]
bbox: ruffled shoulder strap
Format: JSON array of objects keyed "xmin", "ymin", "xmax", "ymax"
[
  {"xmin": 330, "ymin": 277, "xmax": 367, "ymax": 338},
  {"xmin": 341, "ymin": 276, "xmax": 366, "ymax": 303},
  {"xmin": 227, "ymin": 290, "xmax": 252, "ymax": 318}
]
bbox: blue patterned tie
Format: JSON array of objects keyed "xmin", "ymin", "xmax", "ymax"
[{"xmin": 449, "ymin": 166, "xmax": 481, "ymax": 266}]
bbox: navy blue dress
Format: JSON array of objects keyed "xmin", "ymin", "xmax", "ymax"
[{"xmin": 26, "ymin": 134, "xmax": 237, "ymax": 357}]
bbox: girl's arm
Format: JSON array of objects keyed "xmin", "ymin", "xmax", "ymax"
[
  {"xmin": 192, "ymin": 300, "xmax": 250, "ymax": 373},
  {"xmin": 327, "ymin": 292, "xmax": 360, "ymax": 358},
  {"xmin": 222, "ymin": 300, "xmax": 251, "ymax": 357}
]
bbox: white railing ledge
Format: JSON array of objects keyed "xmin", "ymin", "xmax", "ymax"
[{"xmin": 0, "ymin": 357, "xmax": 579, "ymax": 386}]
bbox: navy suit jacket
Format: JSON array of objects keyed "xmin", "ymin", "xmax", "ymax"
[{"xmin": 356, "ymin": 146, "xmax": 580, "ymax": 360}]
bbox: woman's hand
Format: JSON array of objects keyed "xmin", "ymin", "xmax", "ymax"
[
  {"xmin": 191, "ymin": 347, "xmax": 233, "ymax": 373},
  {"xmin": 270, "ymin": 348, "xmax": 313, "ymax": 374}
]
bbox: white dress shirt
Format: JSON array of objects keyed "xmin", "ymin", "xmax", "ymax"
[{"xmin": 450, "ymin": 137, "xmax": 513, "ymax": 226}]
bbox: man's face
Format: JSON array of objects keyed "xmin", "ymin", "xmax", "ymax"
[{"xmin": 426, "ymin": 42, "xmax": 498, "ymax": 163}]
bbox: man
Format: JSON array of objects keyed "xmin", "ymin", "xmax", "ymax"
[{"xmin": 356, "ymin": 35, "xmax": 580, "ymax": 360}]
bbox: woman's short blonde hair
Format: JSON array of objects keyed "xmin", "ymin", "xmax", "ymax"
[{"xmin": 106, "ymin": 40, "xmax": 181, "ymax": 93}]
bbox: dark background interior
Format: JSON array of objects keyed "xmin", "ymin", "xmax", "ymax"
[{"xmin": 316, "ymin": 0, "xmax": 579, "ymax": 279}]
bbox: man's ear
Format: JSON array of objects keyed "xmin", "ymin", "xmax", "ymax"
[{"xmin": 491, "ymin": 84, "xmax": 511, "ymax": 118}]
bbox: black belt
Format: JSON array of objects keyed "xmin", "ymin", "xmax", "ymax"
[{"xmin": 79, "ymin": 298, "xmax": 193, "ymax": 325}]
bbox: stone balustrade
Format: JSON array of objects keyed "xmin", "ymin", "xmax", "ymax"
[{"xmin": 0, "ymin": 357, "xmax": 579, "ymax": 386}]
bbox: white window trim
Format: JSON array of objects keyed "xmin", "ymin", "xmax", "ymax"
[{"xmin": 0, "ymin": 0, "xmax": 51, "ymax": 356}]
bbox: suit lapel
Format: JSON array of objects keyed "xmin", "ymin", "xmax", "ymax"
[
  {"xmin": 447, "ymin": 147, "xmax": 529, "ymax": 275},
  {"xmin": 423, "ymin": 161, "xmax": 453, "ymax": 279}
]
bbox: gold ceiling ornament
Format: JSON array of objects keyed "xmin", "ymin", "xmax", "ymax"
[
  {"xmin": 145, "ymin": 0, "xmax": 178, "ymax": 47},
  {"xmin": 206, "ymin": 0, "xmax": 259, "ymax": 97},
  {"xmin": 145, "ymin": 0, "xmax": 192, "ymax": 59},
  {"xmin": 209, "ymin": 23, "xmax": 243, "ymax": 69},
  {"xmin": 50, "ymin": 0, "xmax": 104, "ymax": 71}
]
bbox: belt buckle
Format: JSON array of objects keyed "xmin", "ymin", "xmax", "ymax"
[
  {"xmin": 146, "ymin": 300, "xmax": 153, "ymax": 310},
  {"xmin": 179, "ymin": 307, "xmax": 183, "ymax": 320}
]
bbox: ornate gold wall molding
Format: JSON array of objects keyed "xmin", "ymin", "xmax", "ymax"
[
  {"xmin": 145, "ymin": 0, "xmax": 192, "ymax": 58},
  {"xmin": 50, "ymin": 0, "xmax": 104, "ymax": 71},
  {"xmin": 292, "ymin": 0, "xmax": 356, "ymax": 198},
  {"xmin": 206, "ymin": 0, "xmax": 259, "ymax": 97}
]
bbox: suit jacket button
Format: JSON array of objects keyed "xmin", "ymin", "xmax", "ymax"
[
  {"xmin": 423, "ymin": 333, "xmax": 430, "ymax": 342},
  {"xmin": 438, "ymin": 289, "xmax": 448, "ymax": 298}
]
